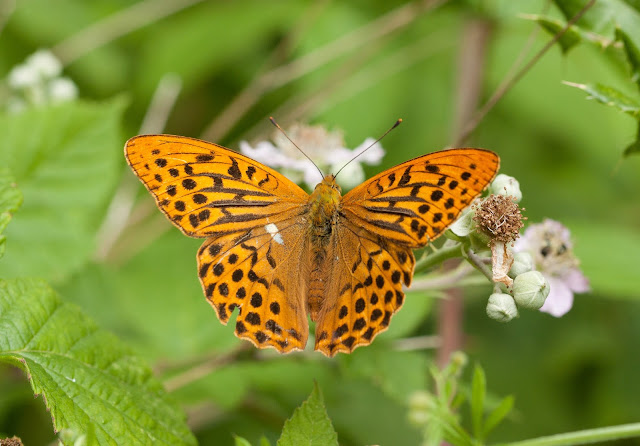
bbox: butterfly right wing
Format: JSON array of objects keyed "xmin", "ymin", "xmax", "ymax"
[{"xmin": 342, "ymin": 149, "xmax": 499, "ymax": 248}]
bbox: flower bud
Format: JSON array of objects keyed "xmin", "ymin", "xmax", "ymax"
[
  {"xmin": 509, "ymin": 251, "xmax": 534, "ymax": 278},
  {"xmin": 512, "ymin": 271, "xmax": 550, "ymax": 309},
  {"xmin": 448, "ymin": 207, "xmax": 475, "ymax": 237},
  {"xmin": 486, "ymin": 293, "xmax": 518, "ymax": 322},
  {"xmin": 407, "ymin": 391, "xmax": 435, "ymax": 426},
  {"xmin": 490, "ymin": 174, "xmax": 522, "ymax": 203}
]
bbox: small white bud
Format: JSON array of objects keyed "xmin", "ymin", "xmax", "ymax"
[
  {"xmin": 49, "ymin": 77, "xmax": 78, "ymax": 102},
  {"xmin": 486, "ymin": 293, "xmax": 518, "ymax": 322},
  {"xmin": 407, "ymin": 391, "xmax": 435, "ymax": 426},
  {"xmin": 8, "ymin": 64, "xmax": 39, "ymax": 89},
  {"xmin": 27, "ymin": 49, "xmax": 62, "ymax": 79},
  {"xmin": 509, "ymin": 251, "xmax": 534, "ymax": 278},
  {"xmin": 513, "ymin": 271, "xmax": 550, "ymax": 310},
  {"xmin": 490, "ymin": 174, "xmax": 522, "ymax": 203}
]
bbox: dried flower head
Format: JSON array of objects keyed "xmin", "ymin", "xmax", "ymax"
[{"xmin": 473, "ymin": 194, "xmax": 525, "ymax": 244}]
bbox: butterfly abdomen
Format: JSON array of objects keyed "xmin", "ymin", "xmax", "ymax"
[{"xmin": 306, "ymin": 175, "xmax": 343, "ymax": 320}]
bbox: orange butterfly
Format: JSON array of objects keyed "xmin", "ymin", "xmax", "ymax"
[{"xmin": 125, "ymin": 134, "xmax": 499, "ymax": 356}]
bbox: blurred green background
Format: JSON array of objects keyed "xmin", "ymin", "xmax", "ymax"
[{"xmin": 1, "ymin": 0, "xmax": 639, "ymax": 444}]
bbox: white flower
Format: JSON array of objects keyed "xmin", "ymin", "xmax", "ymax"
[
  {"xmin": 514, "ymin": 219, "xmax": 589, "ymax": 317},
  {"xmin": 8, "ymin": 64, "xmax": 39, "ymax": 89},
  {"xmin": 49, "ymin": 77, "xmax": 79, "ymax": 102},
  {"xmin": 26, "ymin": 49, "xmax": 62, "ymax": 79},
  {"xmin": 239, "ymin": 123, "xmax": 384, "ymax": 190},
  {"xmin": 4, "ymin": 49, "xmax": 78, "ymax": 111}
]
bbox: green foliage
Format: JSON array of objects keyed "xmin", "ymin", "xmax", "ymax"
[
  {"xmin": 1, "ymin": 0, "xmax": 640, "ymax": 445},
  {"xmin": 0, "ymin": 168, "xmax": 22, "ymax": 260},
  {"xmin": 0, "ymin": 100, "xmax": 125, "ymax": 282},
  {"xmin": 546, "ymin": 0, "xmax": 640, "ymax": 156},
  {"xmin": 277, "ymin": 383, "xmax": 338, "ymax": 446},
  {"xmin": 0, "ymin": 278, "xmax": 196, "ymax": 445}
]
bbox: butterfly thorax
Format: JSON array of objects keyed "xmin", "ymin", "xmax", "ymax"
[
  {"xmin": 306, "ymin": 175, "xmax": 342, "ymax": 320},
  {"xmin": 307, "ymin": 175, "xmax": 342, "ymax": 241}
]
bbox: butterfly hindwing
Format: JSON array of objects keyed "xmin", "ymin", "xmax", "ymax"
[
  {"xmin": 314, "ymin": 219, "xmax": 415, "ymax": 357},
  {"xmin": 125, "ymin": 135, "xmax": 309, "ymax": 238},
  {"xmin": 342, "ymin": 148, "xmax": 500, "ymax": 248},
  {"xmin": 197, "ymin": 214, "xmax": 310, "ymax": 353}
]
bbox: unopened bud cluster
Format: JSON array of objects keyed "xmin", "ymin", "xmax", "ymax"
[{"xmin": 445, "ymin": 173, "xmax": 551, "ymax": 322}]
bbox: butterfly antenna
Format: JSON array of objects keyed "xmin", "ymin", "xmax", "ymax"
[
  {"xmin": 269, "ymin": 117, "xmax": 325, "ymax": 179},
  {"xmin": 334, "ymin": 118, "xmax": 402, "ymax": 179}
]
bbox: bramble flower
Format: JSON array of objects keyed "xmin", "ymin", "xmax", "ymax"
[
  {"xmin": 514, "ymin": 219, "xmax": 589, "ymax": 317},
  {"xmin": 239, "ymin": 123, "xmax": 384, "ymax": 190},
  {"xmin": 4, "ymin": 49, "xmax": 78, "ymax": 112}
]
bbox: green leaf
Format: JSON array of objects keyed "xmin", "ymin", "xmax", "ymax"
[
  {"xmin": 563, "ymin": 81, "xmax": 640, "ymax": 117},
  {"xmin": 624, "ymin": 121, "xmax": 640, "ymax": 156},
  {"xmin": 527, "ymin": 15, "xmax": 584, "ymax": 53},
  {"xmin": 234, "ymin": 435, "xmax": 254, "ymax": 446},
  {"xmin": 0, "ymin": 278, "xmax": 196, "ymax": 445},
  {"xmin": 0, "ymin": 168, "xmax": 23, "ymax": 260},
  {"xmin": 483, "ymin": 395, "xmax": 514, "ymax": 438},
  {"xmin": 277, "ymin": 382, "xmax": 338, "ymax": 446},
  {"xmin": 615, "ymin": 27, "xmax": 640, "ymax": 87},
  {"xmin": 259, "ymin": 436, "xmax": 272, "ymax": 446},
  {"xmin": 0, "ymin": 100, "xmax": 125, "ymax": 282},
  {"xmin": 470, "ymin": 365, "xmax": 486, "ymax": 440}
]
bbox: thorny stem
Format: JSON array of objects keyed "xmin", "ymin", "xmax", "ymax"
[
  {"xmin": 414, "ymin": 242, "xmax": 463, "ymax": 274},
  {"xmin": 463, "ymin": 246, "xmax": 493, "ymax": 282},
  {"xmin": 438, "ymin": 17, "xmax": 492, "ymax": 368}
]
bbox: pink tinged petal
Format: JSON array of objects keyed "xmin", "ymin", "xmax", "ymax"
[
  {"xmin": 564, "ymin": 268, "xmax": 590, "ymax": 293},
  {"xmin": 539, "ymin": 276, "xmax": 574, "ymax": 317}
]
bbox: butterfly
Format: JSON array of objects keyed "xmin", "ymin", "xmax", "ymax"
[{"xmin": 125, "ymin": 134, "xmax": 499, "ymax": 357}]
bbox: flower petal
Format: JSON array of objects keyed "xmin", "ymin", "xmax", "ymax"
[
  {"xmin": 539, "ymin": 276, "xmax": 574, "ymax": 317},
  {"xmin": 564, "ymin": 268, "xmax": 590, "ymax": 293}
]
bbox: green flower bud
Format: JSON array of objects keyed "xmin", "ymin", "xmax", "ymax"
[
  {"xmin": 408, "ymin": 391, "xmax": 435, "ymax": 426},
  {"xmin": 509, "ymin": 251, "xmax": 534, "ymax": 278},
  {"xmin": 490, "ymin": 174, "xmax": 522, "ymax": 203},
  {"xmin": 512, "ymin": 271, "xmax": 550, "ymax": 309},
  {"xmin": 486, "ymin": 293, "xmax": 518, "ymax": 322},
  {"xmin": 448, "ymin": 207, "xmax": 475, "ymax": 237}
]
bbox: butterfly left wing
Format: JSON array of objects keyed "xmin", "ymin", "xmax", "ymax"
[
  {"xmin": 341, "ymin": 148, "xmax": 500, "ymax": 248},
  {"xmin": 125, "ymin": 134, "xmax": 309, "ymax": 238},
  {"xmin": 125, "ymin": 134, "xmax": 313, "ymax": 353},
  {"xmin": 197, "ymin": 217, "xmax": 310, "ymax": 353}
]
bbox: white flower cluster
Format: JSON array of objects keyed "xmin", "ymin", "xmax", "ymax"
[
  {"xmin": 239, "ymin": 123, "xmax": 384, "ymax": 190},
  {"xmin": 5, "ymin": 50, "xmax": 78, "ymax": 112}
]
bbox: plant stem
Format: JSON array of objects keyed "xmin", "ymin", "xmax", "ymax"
[
  {"xmin": 415, "ymin": 242, "xmax": 463, "ymax": 273},
  {"xmin": 498, "ymin": 423, "xmax": 640, "ymax": 446}
]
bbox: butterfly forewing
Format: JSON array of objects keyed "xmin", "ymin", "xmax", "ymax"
[
  {"xmin": 125, "ymin": 135, "xmax": 309, "ymax": 237},
  {"xmin": 342, "ymin": 149, "xmax": 500, "ymax": 248}
]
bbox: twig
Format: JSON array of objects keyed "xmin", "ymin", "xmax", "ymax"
[
  {"xmin": 51, "ymin": 0, "xmax": 205, "ymax": 66},
  {"xmin": 453, "ymin": 0, "xmax": 597, "ymax": 146},
  {"xmin": 394, "ymin": 335, "xmax": 441, "ymax": 351},
  {"xmin": 163, "ymin": 345, "xmax": 250, "ymax": 393},
  {"xmin": 201, "ymin": 0, "xmax": 449, "ymax": 142}
]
